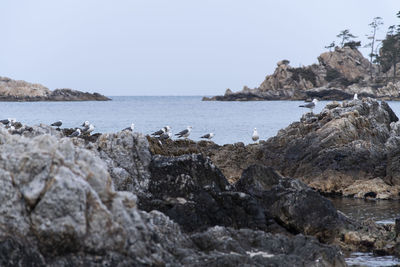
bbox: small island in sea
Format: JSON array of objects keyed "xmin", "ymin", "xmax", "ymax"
[
  {"xmin": 204, "ymin": 44, "xmax": 400, "ymax": 101},
  {"xmin": 0, "ymin": 76, "xmax": 110, "ymax": 101}
]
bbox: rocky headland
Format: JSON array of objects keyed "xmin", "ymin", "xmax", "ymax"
[
  {"xmin": 203, "ymin": 46, "xmax": 400, "ymax": 101},
  {"xmin": 150, "ymin": 97, "xmax": 400, "ymax": 200},
  {"xmin": 0, "ymin": 76, "xmax": 110, "ymax": 101},
  {"xmin": 3, "ymin": 97, "xmax": 400, "ymax": 265}
]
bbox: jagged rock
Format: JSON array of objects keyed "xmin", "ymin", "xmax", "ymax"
[
  {"xmin": 0, "ymin": 126, "xmax": 347, "ymax": 266},
  {"xmin": 0, "ymin": 76, "xmax": 109, "ymax": 101},
  {"xmin": 150, "ymin": 98, "xmax": 400, "ymax": 200},
  {"xmin": 96, "ymin": 131, "xmax": 152, "ymax": 195},
  {"xmin": 204, "ymin": 47, "xmax": 399, "ymax": 101},
  {"xmin": 140, "ymin": 154, "xmax": 285, "ymax": 233},
  {"xmin": 318, "ymin": 46, "xmax": 371, "ymax": 83}
]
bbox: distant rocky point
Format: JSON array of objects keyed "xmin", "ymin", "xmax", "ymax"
[
  {"xmin": 0, "ymin": 76, "xmax": 110, "ymax": 101},
  {"xmin": 204, "ymin": 46, "xmax": 400, "ymax": 101}
]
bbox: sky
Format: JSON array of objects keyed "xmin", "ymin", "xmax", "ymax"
[{"xmin": 0, "ymin": 1, "xmax": 399, "ymax": 96}]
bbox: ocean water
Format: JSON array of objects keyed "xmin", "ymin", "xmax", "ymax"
[
  {"xmin": 0, "ymin": 96, "xmax": 326, "ymax": 144},
  {"xmin": 2, "ymin": 96, "xmax": 400, "ymax": 145}
]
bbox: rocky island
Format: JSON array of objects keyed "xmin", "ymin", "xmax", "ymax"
[
  {"xmin": 2, "ymin": 97, "xmax": 400, "ymax": 265},
  {"xmin": 203, "ymin": 45, "xmax": 400, "ymax": 101},
  {"xmin": 0, "ymin": 76, "xmax": 110, "ymax": 101}
]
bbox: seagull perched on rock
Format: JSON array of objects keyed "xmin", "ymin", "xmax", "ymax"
[
  {"xmin": 354, "ymin": 93, "xmax": 358, "ymax": 100},
  {"xmin": 51, "ymin": 120, "xmax": 62, "ymax": 127},
  {"xmin": 175, "ymin": 126, "xmax": 192, "ymax": 139},
  {"xmin": 0, "ymin": 118, "xmax": 15, "ymax": 126},
  {"xmin": 151, "ymin": 126, "xmax": 171, "ymax": 136},
  {"xmin": 252, "ymin": 128, "xmax": 259, "ymax": 142},
  {"xmin": 159, "ymin": 131, "xmax": 172, "ymax": 141},
  {"xmin": 82, "ymin": 124, "xmax": 94, "ymax": 134},
  {"xmin": 299, "ymin": 99, "xmax": 318, "ymax": 113},
  {"xmin": 201, "ymin": 133, "xmax": 215, "ymax": 140},
  {"xmin": 0, "ymin": 119, "xmax": 10, "ymax": 125},
  {"xmin": 69, "ymin": 128, "xmax": 81, "ymax": 137},
  {"xmin": 123, "ymin": 123, "xmax": 135, "ymax": 132}
]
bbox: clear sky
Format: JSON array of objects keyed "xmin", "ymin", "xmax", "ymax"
[{"xmin": 1, "ymin": 1, "xmax": 398, "ymax": 96}]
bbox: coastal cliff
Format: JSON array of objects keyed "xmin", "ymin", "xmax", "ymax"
[
  {"xmin": 204, "ymin": 46, "xmax": 400, "ymax": 101},
  {"xmin": 0, "ymin": 76, "xmax": 110, "ymax": 101}
]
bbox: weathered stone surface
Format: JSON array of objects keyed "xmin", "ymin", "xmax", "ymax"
[
  {"xmin": 0, "ymin": 125, "xmax": 347, "ymax": 266},
  {"xmin": 150, "ymin": 98, "xmax": 400, "ymax": 200},
  {"xmin": 204, "ymin": 46, "xmax": 399, "ymax": 101},
  {"xmin": 0, "ymin": 76, "xmax": 110, "ymax": 101},
  {"xmin": 96, "ymin": 131, "xmax": 152, "ymax": 195}
]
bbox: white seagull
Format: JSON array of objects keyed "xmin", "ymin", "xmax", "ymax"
[
  {"xmin": 83, "ymin": 124, "xmax": 94, "ymax": 134},
  {"xmin": 299, "ymin": 99, "xmax": 318, "ymax": 113},
  {"xmin": 175, "ymin": 126, "xmax": 192, "ymax": 139},
  {"xmin": 123, "ymin": 123, "xmax": 135, "ymax": 132},
  {"xmin": 201, "ymin": 133, "xmax": 215, "ymax": 140},
  {"xmin": 252, "ymin": 128, "xmax": 259, "ymax": 142},
  {"xmin": 151, "ymin": 126, "xmax": 171, "ymax": 136},
  {"xmin": 354, "ymin": 93, "xmax": 358, "ymax": 100},
  {"xmin": 69, "ymin": 128, "xmax": 81, "ymax": 137}
]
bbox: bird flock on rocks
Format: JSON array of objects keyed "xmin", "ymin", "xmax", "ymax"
[{"xmin": 1, "ymin": 94, "xmax": 359, "ymax": 143}]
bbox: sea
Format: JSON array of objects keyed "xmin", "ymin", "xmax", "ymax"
[
  {"xmin": 0, "ymin": 96, "xmax": 376, "ymax": 144},
  {"xmin": 2, "ymin": 95, "xmax": 400, "ymax": 265}
]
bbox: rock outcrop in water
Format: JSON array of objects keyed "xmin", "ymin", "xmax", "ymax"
[
  {"xmin": 0, "ymin": 76, "xmax": 110, "ymax": 101},
  {"xmin": 149, "ymin": 98, "xmax": 400, "ymax": 200},
  {"xmin": 203, "ymin": 46, "xmax": 400, "ymax": 101}
]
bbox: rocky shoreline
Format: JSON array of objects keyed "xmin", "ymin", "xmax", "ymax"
[
  {"xmin": 2, "ymin": 98, "xmax": 400, "ymax": 265},
  {"xmin": 204, "ymin": 46, "xmax": 400, "ymax": 101},
  {"xmin": 0, "ymin": 76, "xmax": 110, "ymax": 101}
]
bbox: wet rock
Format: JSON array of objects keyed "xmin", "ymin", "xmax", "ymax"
[{"xmin": 189, "ymin": 227, "xmax": 346, "ymax": 267}]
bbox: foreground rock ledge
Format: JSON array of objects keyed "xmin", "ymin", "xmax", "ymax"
[
  {"xmin": 0, "ymin": 126, "xmax": 348, "ymax": 266},
  {"xmin": 0, "ymin": 76, "xmax": 110, "ymax": 101}
]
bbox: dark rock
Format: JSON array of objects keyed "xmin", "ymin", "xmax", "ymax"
[
  {"xmin": 140, "ymin": 154, "xmax": 285, "ymax": 233},
  {"xmin": 0, "ymin": 236, "xmax": 46, "ymax": 267},
  {"xmin": 234, "ymin": 165, "xmax": 283, "ymax": 196},
  {"xmin": 189, "ymin": 227, "xmax": 346, "ymax": 267}
]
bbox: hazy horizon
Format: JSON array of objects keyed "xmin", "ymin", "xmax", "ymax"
[{"xmin": 1, "ymin": 1, "xmax": 399, "ymax": 96}]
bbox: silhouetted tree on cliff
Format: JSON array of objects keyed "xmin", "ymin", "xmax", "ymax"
[
  {"xmin": 365, "ymin": 17, "xmax": 384, "ymax": 78},
  {"xmin": 337, "ymin": 29, "xmax": 357, "ymax": 47},
  {"xmin": 377, "ymin": 12, "xmax": 400, "ymax": 80},
  {"xmin": 325, "ymin": 41, "xmax": 335, "ymax": 51}
]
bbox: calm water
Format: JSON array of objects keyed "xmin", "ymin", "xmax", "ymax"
[
  {"xmin": 2, "ymin": 96, "xmax": 400, "ymax": 145},
  {"xmin": 0, "ymin": 96, "xmax": 328, "ymax": 145},
  {"xmin": 330, "ymin": 198, "xmax": 400, "ymax": 266}
]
